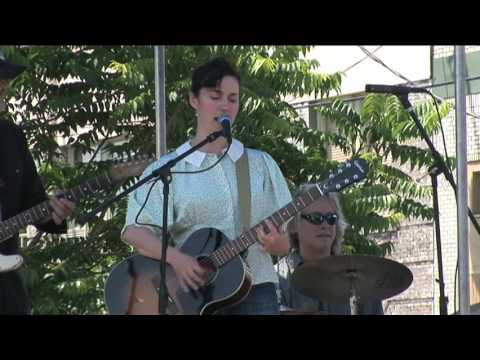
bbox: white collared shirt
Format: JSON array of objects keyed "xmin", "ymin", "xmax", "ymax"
[
  {"xmin": 124, "ymin": 138, "xmax": 292, "ymax": 285},
  {"xmin": 175, "ymin": 138, "xmax": 245, "ymax": 167}
]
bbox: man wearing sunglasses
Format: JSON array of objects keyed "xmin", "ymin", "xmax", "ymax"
[{"xmin": 276, "ymin": 186, "xmax": 383, "ymax": 315}]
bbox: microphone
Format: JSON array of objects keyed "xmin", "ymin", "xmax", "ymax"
[
  {"xmin": 217, "ymin": 113, "xmax": 232, "ymax": 144},
  {"xmin": 365, "ymin": 84, "xmax": 429, "ymax": 95}
]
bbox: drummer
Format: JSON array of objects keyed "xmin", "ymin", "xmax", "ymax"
[{"xmin": 276, "ymin": 185, "xmax": 384, "ymax": 315}]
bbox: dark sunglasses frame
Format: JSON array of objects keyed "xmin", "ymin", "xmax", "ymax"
[{"xmin": 301, "ymin": 212, "xmax": 338, "ymax": 225}]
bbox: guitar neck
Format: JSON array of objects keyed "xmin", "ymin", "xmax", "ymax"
[
  {"xmin": 0, "ymin": 172, "xmax": 114, "ymax": 243},
  {"xmin": 209, "ymin": 184, "xmax": 324, "ymax": 267},
  {"xmin": 206, "ymin": 158, "xmax": 369, "ymax": 268}
]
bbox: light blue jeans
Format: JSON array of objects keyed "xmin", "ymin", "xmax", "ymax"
[{"xmin": 218, "ymin": 282, "xmax": 280, "ymax": 315}]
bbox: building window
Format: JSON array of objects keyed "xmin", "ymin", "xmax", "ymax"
[
  {"xmin": 472, "ymin": 171, "xmax": 480, "ymax": 214},
  {"xmin": 468, "ymin": 163, "xmax": 480, "ymax": 306}
]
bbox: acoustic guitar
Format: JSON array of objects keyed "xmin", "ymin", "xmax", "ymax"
[{"xmin": 105, "ymin": 158, "xmax": 369, "ymax": 315}]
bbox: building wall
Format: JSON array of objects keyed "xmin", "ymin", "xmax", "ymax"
[
  {"xmin": 372, "ymin": 221, "xmax": 434, "ymax": 315},
  {"xmin": 433, "ymin": 96, "xmax": 480, "ymax": 313},
  {"xmin": 377, "ymin": 47, "xmax": 480, "ymax": 314}
]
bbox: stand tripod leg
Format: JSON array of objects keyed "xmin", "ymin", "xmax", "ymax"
[
  {"xmin": 349, "ymin": 282, "xmax": 359, "ymax": 315},
  {"xmin": 431, "ymin": 169, "xmax": 449, "ymax": 315}
]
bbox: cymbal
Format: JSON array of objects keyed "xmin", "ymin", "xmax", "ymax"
[{"xmin": 291, "ymin": 255, "xmax": 413, "ymax": 303}]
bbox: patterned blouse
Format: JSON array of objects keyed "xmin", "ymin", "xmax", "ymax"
[{"xmin": 124, "ymin": 138, "xmax": 292, "ymax": 285}]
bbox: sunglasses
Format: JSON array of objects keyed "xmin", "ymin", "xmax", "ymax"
[{"xmin": 301, "ymin": 212, "xmax": 338, "ymax": 225}]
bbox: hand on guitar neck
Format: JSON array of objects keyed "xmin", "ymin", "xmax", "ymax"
[
  {"xmin": 256, "ymin": 219, "xmax": 291, "ymax": 256},
  {"xmin": 122, "ymin": 225, "xmax": 208, "ymax": 292},
  {"xmin": 0, "ymin": 193, "xmax": 76, "ymax": 273},
  {"xmin": 106, "ymin": 158, "xmax": 371, "ymax": 315},
  {"xmin": 48, "ymin": 193, "xmax": 76, "ymax": 225},
  {"xmin": 0, "ymin": 157, "xmax": 154, "ymax": 274}
]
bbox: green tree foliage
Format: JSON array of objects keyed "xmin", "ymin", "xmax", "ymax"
[
  {"xmin": 3, "ymin": 45, "xmax": 452, "ymax": 313},
  {"xmin": 316, "ymin": 94, "xmax": 453, "ymax": 256},
  {"xmin": 3, "ymin": 45, "xmax": 342, "ymax": 313}
]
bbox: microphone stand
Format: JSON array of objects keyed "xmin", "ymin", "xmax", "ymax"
[
  {"xmin": 79, "ymin": 129, "xmax": 225, "ymax": 314},
  {"xmin": 397, "ymin": 94, "xmax": 480, "ymax": 315},
  {"xmin": 429, "ymin": 164, "xmax": 448, "ymax": 315}
]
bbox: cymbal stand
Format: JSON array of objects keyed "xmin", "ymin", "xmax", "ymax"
[{"xmin": 347, "ymin": 270, "xmax": 359, "ymax": 315}]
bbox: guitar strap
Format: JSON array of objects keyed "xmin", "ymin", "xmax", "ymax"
[{"xmin": 235, "ymin": 149, "xmax": 251, "ymax": 259}]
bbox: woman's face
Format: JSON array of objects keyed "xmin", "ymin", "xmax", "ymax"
[
  {"xmin": 298, "ymin": 198, "xmax": 338, "ymax": 259},
  {"xmin": 189, "ymin": 75, "xmax": 240, "ymax": 134}
]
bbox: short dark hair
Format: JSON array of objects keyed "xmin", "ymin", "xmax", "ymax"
[{"xmin": 191, "ymin": 57, "xmax": 241, "ymax": 96}]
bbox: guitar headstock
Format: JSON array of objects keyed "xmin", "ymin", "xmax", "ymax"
[
  {"xmin": 319, "ymin": 158, "xmax": 369, "ymax": 194},
  {"xmin": 108, "ymin": 155, "xmax": 155, "ymax": 183}
]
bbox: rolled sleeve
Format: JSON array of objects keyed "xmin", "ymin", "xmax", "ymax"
[{"xmin": 122, "ymin": 159, "xmax": 175, "ymax": 238}]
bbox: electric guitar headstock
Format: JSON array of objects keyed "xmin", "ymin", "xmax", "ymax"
[{"xmin": 108, "ymin": 155, "xmax": 155, "ymax": 183}]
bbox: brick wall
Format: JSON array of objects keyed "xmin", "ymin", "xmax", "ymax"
[
  {"xmin": 373, "ymin": 222, "xmax": 435, "ymax": 315},
  {"xmin": 433, "ymin": 91, "xmax": 480, "ymax": 314}
]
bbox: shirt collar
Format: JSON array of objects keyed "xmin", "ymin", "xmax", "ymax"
[{"xmin": 175, "ymin": 138, "xmax": 244, "ymax": 167}]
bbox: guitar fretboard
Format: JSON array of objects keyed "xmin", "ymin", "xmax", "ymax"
[
  {"xmin": 0, "ymin": 172, "xmax": 114, "ymax": 243},
  {"xmin": 201, "ymin": 158, "xmax": 368, "ymax": 269},
  {"xmin": 207, "ymin": 184, "xmax": 325, "ymax": 268}
]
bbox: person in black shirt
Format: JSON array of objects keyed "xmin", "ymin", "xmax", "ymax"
[{"xmin": 0, "ymin": 48, "xmax": 76, "ymax": 314}]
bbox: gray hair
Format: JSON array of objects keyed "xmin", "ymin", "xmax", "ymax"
[{"xmin": 287, "ymin": 184, "xmax": 348, "ymax": 256}]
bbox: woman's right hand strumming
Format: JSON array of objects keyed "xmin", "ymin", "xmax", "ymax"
[
  {"xmin": 122, "ymin": 225, "xmax": 207, "ymax": 292},
  {"xmin": 168, "ymin": 248, "xmax": 207, "ymax": 292}
]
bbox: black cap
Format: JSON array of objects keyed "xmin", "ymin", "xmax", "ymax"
[{"xmin": 0, "ymin": 49, "xmax": 26, "ymax": 80}]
